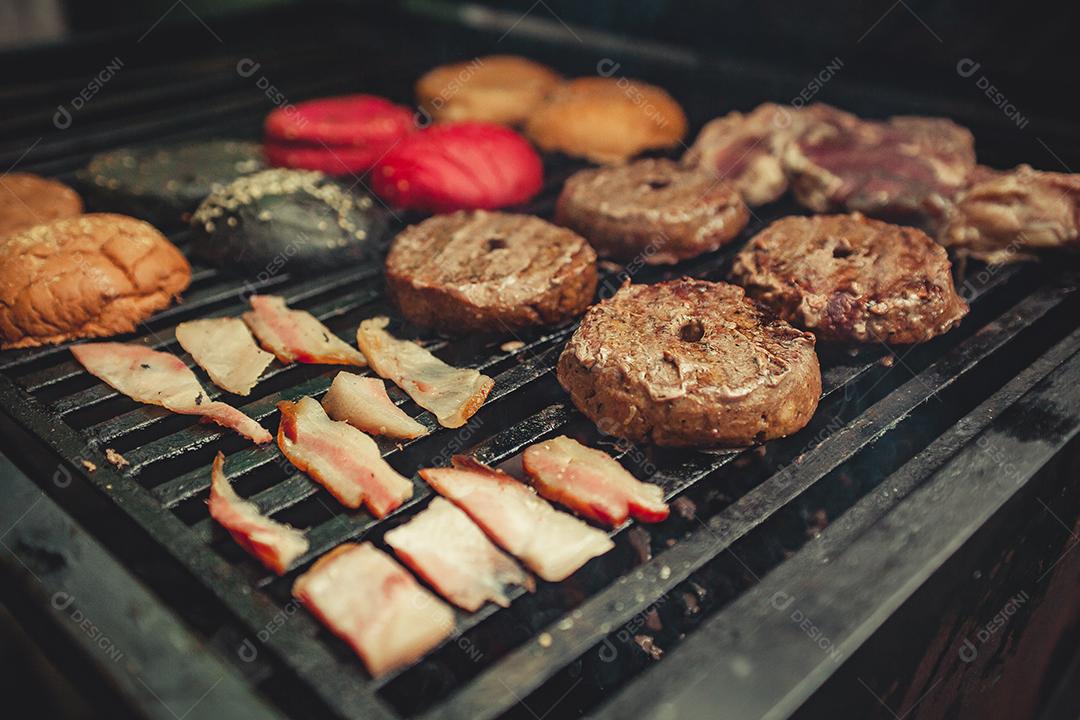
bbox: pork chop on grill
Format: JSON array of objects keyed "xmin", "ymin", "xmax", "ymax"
[
  {"xmin": 938, "ymin": 164, "xmax": 1080, "ymax": 264},
  {"xmin": 783, "ymin": 111, "xmax": 976, "ymax": 225},
  {"xmin": 682, "ymin": 103, "xmax": 858, "ymax": 206},
  {"xmin": 731, "ymin": 214, "xmax": 968, "ymax": 344}
]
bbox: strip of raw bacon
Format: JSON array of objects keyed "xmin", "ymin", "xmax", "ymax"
[
  {"xmin": 321, "ymin": 372, "xmax": 428, "ymax": 439},
  {"xmin": 208, "ymin": 452, "xmax": 308, "ymax": 574},
  {"xmin": 356, "ymin": 316, "xmax": 493, "ymax": 428},
  {"xmin": 70, "ymin": 342, "xmax": 271, "ymax": 443},
  {"xmin": 243, "ymin": 295, "xmax": 366, "ymax": 366},
  {"xmin": 276, "ymin": 396, "xmax": 413, "ymax": 516},
  {"xmin": 385, "ymin": 497, "xmax": 534, "ymax": 611},
  {"xmin": 420, "ymin": 456, "xmax": 614, "ymax": 582},
  {"xmin": 522, "ymin": 435, "xmax": 669, "ymax": 527},
  {"xmin": 293, "ymin": 543, "xmax": 455, "ymax": 677},
  {"xmin": 176, "ymin": 317, "xmax": 274, "ymax": 395}
]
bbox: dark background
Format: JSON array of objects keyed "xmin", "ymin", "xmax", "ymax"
[{"xmin": 5, "ymin": 0, "xmax": 1075, "ymax": 124}]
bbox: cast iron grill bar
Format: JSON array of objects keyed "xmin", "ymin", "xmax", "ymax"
[
  {"xmin": 0, "ymin": 41, "xmax": 370, "ymax": 139},
  {"xmin": 423, "ymin": 271, "xmax": 1079, "ymax": 720},
  {"xmin": 0, "ymin": 63, "xmax": 376, "ymax": 171}
]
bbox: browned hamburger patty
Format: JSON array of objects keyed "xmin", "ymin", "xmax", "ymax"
[
  {"xmin": 557, "ymin": 279, "xmax": 821, "ymax": 447},
  {"xmin": 554, "ymin": 159, "xmax": 749, "ymax": 265},
  {"xmin": 731, "ymin": 214, "xmax": 968, "ymax": 344},
  {"xmin": 385, "ymin": 210, "xmax": 597, "ymax": 334}
]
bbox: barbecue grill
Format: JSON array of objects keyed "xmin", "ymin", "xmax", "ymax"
[{"xmin": 1, "ymin": 4, "xmax": 1078, "ymax": 720}]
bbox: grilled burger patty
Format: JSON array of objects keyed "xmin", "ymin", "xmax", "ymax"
[
  {"xmin": 555, "ymin": 159, "xmax": 749, "ymax": 265},
  {"xmin": 558, "ymin": 278, "xmax": 821, "ymax": 447},
  {"xmin": 731, "ymin": 213, "xmax": 968, "ymax": 344},
  {"xmin": 385, "ymin": 210, "xmax": 598, "ymax": 334}
]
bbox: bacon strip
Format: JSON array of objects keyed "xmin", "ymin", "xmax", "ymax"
[
  {"xmin": 522, "ymin": 436, "xmax": 669, "ymax": 527},
  {"xmin": 208, "ymin": 452, "xmax": 308, "ymax": 574},
  {"xmin": 385, "ymin": 497, "xmax": 533, "ymax": 611},
  {"xmin": 356, "ymin": 316, "xmax": 493, "ymax": 428},
  {"xmin": 70, "ymin": 342, "xmax": 271, "ymax": 443},
  {"xmin": 176, "ymin": 317, "xmax": 274, "ymax": 395},
  {"xmin": 321, "ymin": 372, "xmax": 428, "ymax": 439},
  {"xmin": 243, "ymin": 295, "xmax": 366, "ymax": 366},
  {"xmin": 276, "ymin": 396, "xmax": 413, "ymax": 516},
  {"xmin": 420, "ymin": 456, "xmax": 614, "ymax": 582},
  {"xmin": 293, "ymin": 543, "xmax": 455, "ymax": 677}
]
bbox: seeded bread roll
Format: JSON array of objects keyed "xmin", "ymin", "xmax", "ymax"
[
  {"xmin": 78, "ymin": 140, "xmax": 264, "ymax": 227},
  {"xmin": 524, "ymin": 77, "xmax": 687, "ymax": 163},
  {"xmin": 416, "ymin": 55, "xmax": 562, "ymax": 126},
  {"xmin": 0, "ymin": 173, "xmax": 83, "ymax": 238},
  {"xmin": 0, "ymin": 213, "xmax": 190, "ymax": 349},
  {"xmin": 190, "ymin": 168, "xmax": 388, "ymax": 273}
]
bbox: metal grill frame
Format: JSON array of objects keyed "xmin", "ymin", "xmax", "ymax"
[{"xmin": 1, "ymin": 6, "xmax": 1079, "ymax": 720}]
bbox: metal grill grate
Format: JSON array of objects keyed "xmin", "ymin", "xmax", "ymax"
[{"xmin": 2, "ymin": 9, "xmax": 1079, "ymax": 720}]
